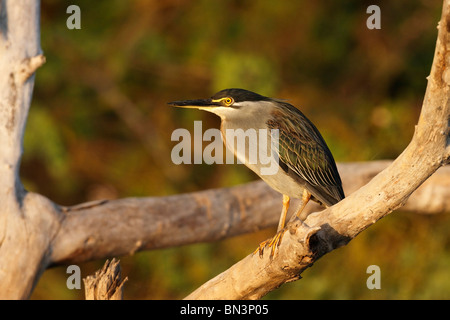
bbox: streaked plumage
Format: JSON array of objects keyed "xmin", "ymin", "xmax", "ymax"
[
  {"xmin": 169, "ymin": 88, "xmax": 345, "ymax": 257},
  {"xmin": 267, "ymin": 102, "xmax": 344, "ymax": 206}
]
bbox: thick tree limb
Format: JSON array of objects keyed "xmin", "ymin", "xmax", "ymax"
[
  {"xmin": 48, "ymin": 161, "xmax": 450, "ymax": 266},
  {"xmin": 0, "ymin": 0, "xmax": 51, "ymax": 299},
  {"xmin": 184, "ymin": 1, "xmax": 450, "ymax": 299}
]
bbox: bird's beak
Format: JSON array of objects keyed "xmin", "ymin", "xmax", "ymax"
[{"xmin": 168, "ymin": 99, "xmax": 221, "ymax": 110}]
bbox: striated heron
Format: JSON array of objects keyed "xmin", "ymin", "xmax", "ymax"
[{"xmin": 169, "ymin": 88, "xmax": 345, "ymax": 257}]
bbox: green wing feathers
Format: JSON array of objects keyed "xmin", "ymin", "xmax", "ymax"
[{"xmin": 267, "ymin": 103, "xmax": 345, "ymax": 206}]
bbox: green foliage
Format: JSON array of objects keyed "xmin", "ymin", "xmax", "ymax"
[
  {"xmin": 212, "ymin": 51, "xmax": 278, "ymax": 95},
  {"xmin": 26, "ymin": 0, "xmax": 450, "ymax": 299}
]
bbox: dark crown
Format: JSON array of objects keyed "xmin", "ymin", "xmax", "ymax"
[{"xmin": 211, "ymin": 88, "xmax": 269, "ymax": 103}]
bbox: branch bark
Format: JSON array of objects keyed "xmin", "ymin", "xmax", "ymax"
[
  {"xmin": 184, "ymin": 1, "xmax": 450, "ymax": 299},
  {"xmin": 84, "ymin": 258, "xmax": 127, "ymax": 300},
  {"xmin": 47, "ymin": 161, "xmax": 450, "ymax": 267},
  {"xmin": 0, "ymin": 0, "xmax": 52, "ymax": 299}
]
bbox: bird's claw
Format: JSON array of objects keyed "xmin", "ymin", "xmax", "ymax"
[{"xmin": 253, "ymin": 229, "xmax": 286, "ymax": 259}]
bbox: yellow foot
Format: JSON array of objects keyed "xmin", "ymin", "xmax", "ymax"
[{"xmin": 253, "ymin": 229, "xmax": 286, "ymax": 258}]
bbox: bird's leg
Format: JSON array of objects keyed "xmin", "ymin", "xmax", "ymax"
[
  {"xmin": 295, "ymin": 189, "xmax": 312, "ymax": 221},
  {"xmin": 266, "ymin": 191, "xmax": 312, "ymax": 257},
  {"xmin": 254, "ymin": 195, "xmax": 290, "ymax": 258},
  {"xmin": 277, "ymin": 194, "xmax": 290, "ymax": 231}
]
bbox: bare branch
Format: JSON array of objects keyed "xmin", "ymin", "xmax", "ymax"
[
  {"xmin": 0, "ymin": 0, "xmax": 49, "ymax": 299},
  {"xmin": 48, "ymin": 161, "xmax": 450, "ymax": 267},
  {"xmin": 16, "ymin": 54, "xmax": 46, "ymax": 84},
  {"xmin": 184, "ymin": 0, "xmax": 450, "ymax": 300},
  {"xmin": 83, "ymin": 258, "xmax": 128, "ymax": 300}
]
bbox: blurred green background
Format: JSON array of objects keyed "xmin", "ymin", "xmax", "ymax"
[{"xmin": 27, "ymin": 0, "xmax": 449, "ymax": 299}]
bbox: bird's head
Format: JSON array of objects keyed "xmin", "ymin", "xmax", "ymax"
[{"xmin": 168, "ymin": 88, "xmax": 272, "ymax": 119}]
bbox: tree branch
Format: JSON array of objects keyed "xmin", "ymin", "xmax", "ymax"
[
  {"xmin": 0, "ymin": 0, "xmax": 50, "ymax": 299},
  {"xmin": 48, "ymin": 161, "xmax": 450, "ymax": 266},
  {"xmin": 183, "ymin": 0, "xmax": 450, "ymax": 299},
  {"xmin": 83, "ymin": 258, "xmax": 128, "ymax": 300}
]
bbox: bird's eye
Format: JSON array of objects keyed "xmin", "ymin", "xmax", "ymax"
[{"xmin": 223, "ymin": 97, "xmax": 234, "ymax": 106}]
